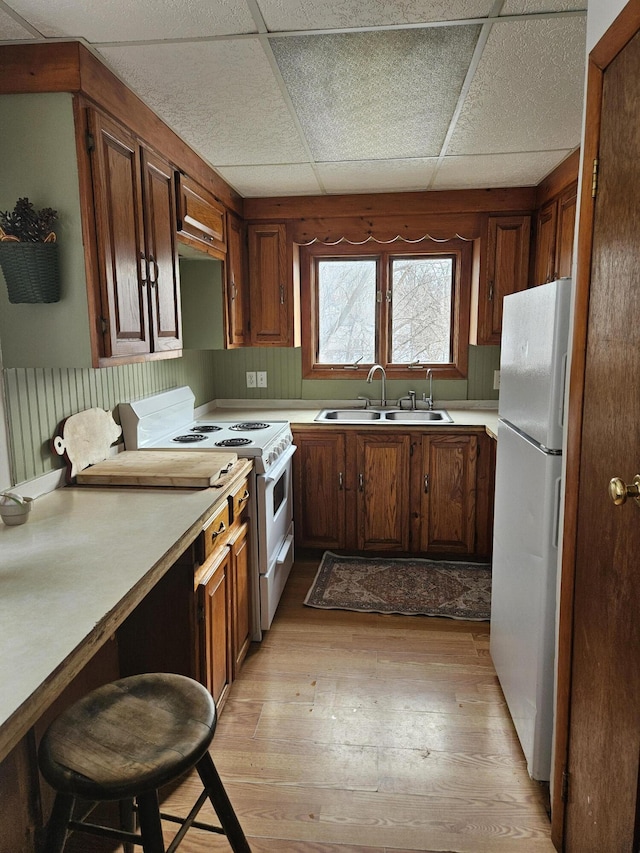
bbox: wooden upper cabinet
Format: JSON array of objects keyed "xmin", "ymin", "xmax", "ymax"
[
  {"xmin": 89, "ymin": 109, "xmax": 150, "ymax": 359},
  {"xmin": 474, "ymin": 215, "xmax": 531, "ymax": 346},
  {"xmin": 175, "ymin": 173, "xmax": 226, "ymax": 258},
  {"xmin": 88, "ymin": 108, "xmax": 182, "ymax": 360},
  {"xmin": 248, "ymin": 223, "xmax": 300, "ymax": 347},
  {"xmin": 533, "ymin": 182, "xmax": 577, "ymax": 286},
  {"xmin": 225, "ymin": 212, "xmax": 250, "ymax": 347},
  {"xmin": 141, "ymin": 149, "xmax": 182, "ymax": 352}
]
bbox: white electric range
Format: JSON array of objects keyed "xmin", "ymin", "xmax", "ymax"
[{"xmin": 119, "ymin": 386, "xmax": 296, "ymax": 638}]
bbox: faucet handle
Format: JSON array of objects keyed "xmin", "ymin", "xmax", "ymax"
[{"xmin": 357, "ymin": 395, "xmax": 370, "ymax": 409}]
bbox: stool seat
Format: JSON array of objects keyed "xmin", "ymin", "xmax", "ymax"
[{"xmin": 38, "ymin": 673, "xmax": 251, "ymax": 852}]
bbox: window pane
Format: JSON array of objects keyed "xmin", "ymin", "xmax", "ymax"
[
  {"xmin": 391, "ymin": 257, "xmax": 453, "ymax": 363},
  {"xmin": 317, "ymin": 259, "xmax": 376, "ymax": 363}
]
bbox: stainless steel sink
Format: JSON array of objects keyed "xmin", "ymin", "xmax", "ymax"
[
  {"xmin": 315, "ymin": 408, "xmax": 452, "ymax": 424},
  {"xmin": 319, "ymin": 409, "xmax": 383, "ymax": 420},
  {"xmin": 384, "ymin": 410, "xmax": 452, "ymax": 422}
]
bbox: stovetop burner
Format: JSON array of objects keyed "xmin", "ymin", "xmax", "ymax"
[
  {"xmin": 191, "ymin": 425, "xmax": 222, "ymax": 433},
  {"xmin": 216, "ymin": 437, "xmax": 253, "ymax": 448},
  {"xmin": 173, "ymin": 433, "xmax": 207, "ymax": 443},
  {"xmin": 230, "ymin": 422, "xmax": 270, "ymax": 431}
]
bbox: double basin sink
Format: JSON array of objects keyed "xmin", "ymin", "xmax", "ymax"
[{"xmin": 315, "ymin": 408, "xmax": 452, "ymax": 425}]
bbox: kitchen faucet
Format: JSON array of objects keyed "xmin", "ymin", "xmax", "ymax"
[
  {"xmin": 423, "ymin": 368, "xmax": 434, "ymax": 410},
  {"xmin": 366, "ymin": 364, "xmax": 387, "ymax": 407}
]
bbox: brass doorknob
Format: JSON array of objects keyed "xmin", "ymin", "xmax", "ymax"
[{"xmin": 609, "ymin": 475, "xmax": 640, "ymax": 506}]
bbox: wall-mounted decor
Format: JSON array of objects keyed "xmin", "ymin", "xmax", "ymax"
[{"xmin": 0, "ymin": 198, "xmax": 60, "ymax": 303}]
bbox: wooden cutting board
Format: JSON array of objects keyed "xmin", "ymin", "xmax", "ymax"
[{"xmin": 76, "ymin": 450, "xmax": 238, "ymax": 488}]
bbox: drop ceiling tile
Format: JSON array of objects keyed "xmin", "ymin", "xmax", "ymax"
[
  {"xmin": 0, "ymin": 7, "xmax": 35, "ymax": 39},
  {"xmin": 217, "ymin": 164, "xmax": 322, "ymax": 197},
  {"xmin": 432, "ymin": 151, "xmax": 573, "ymax": 189},
  {"xmin": 501, "ymin": 0, "xmax": 586, "ymax": 13},
  {"xmin": 258, "ymin": 0, "xmax": 494, "ymax": 32},
  {"xmin": 447, "ymin": 16, "xmax": 586, "ymax": 156},
  {"xmin": 270, "ymin": 26, "xmax": 481, "ymax": 162},
  {"xmin": 318, "ymin": 158, "xmax": 438, "ymax": 194},
  {"xmin": 97, "ymin": 40, "xmax": 308, "ymax": 167},
  {"xmin": 6, "ymin": 0, "xmax": 256, "ymax": 42}
]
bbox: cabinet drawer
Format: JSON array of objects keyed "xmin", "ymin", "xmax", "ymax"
[
  {"xmin": 203, "ymin": 501, "xmax": 230, "ymax": 559},
  {"xmin": 230, "ymin": 477, "xmax": 250, "ymax": 522},
  {"xmin": 176, "ymin": 173, "xmax": 226, "ymax": 255}
]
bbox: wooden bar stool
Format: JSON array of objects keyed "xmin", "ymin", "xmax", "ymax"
[{"xmin": 38, "ymin": 672, "xmax": 251, "ymax": 852}]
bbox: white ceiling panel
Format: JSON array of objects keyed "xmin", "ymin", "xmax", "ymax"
[
  {"xmin": 270, "ymin": 26, "xmax": 481, "ymax": 161},
  {"xmin": 432, "ymin": 151, "xmax": 572, "ymax": 190},
  {"xmin": 258, "ymin": 0, "xmax": 495, "ymax": 32},
  {"xmin": 501, "ymin": 0, "xmax": 586, "ymax": 13},
  {"xmin": 447, "ymin": 16, "xmax": 586, "ymax": 156},
  {"xmin": 0, "ymin": 6, "xmax": 35, "ymax": 39},
  {"xmin": 0, "ymin": 0, "xmax": 587, "ymax": 197},
  {"xmin": 217, "ymin": 164, "xmax": 322, "ymax": 197},
  {"xmin": 5, "ymin": 0, "xmax": 257, "ymax": 42},
  {"xmin": 97, "ymin": 40, "xmax": 308, "ymax": 167},
  {"xmin": 318, "ymin": 159, "xmax": 438, "ymax": 194}
]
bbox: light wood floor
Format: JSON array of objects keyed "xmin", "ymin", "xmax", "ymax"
[{"xmin": 161, "ymin": 558, "xmax": 555, "ymax": 853}]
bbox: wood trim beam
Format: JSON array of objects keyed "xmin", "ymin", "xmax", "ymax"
[{"xmin": 244, "ymin": 187, "xmax": 536, "ymax": 221}]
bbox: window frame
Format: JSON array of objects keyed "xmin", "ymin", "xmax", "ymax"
[{"xmin": 300, "ymin": 239, "xmax": 472, "ymax": 380}]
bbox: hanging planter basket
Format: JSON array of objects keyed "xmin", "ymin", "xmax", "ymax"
[{"xmin": 0, "ymin": 238, "xmax": 60, "ymax": 303}]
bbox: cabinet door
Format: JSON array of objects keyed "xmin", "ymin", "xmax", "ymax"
[
  {"xmin": 420, "ymin": 434, "xmax": 477, "ymax": 555},
  {"xmin": 229, "ymin": 522, "xmax": 251, "ymax": 675},
  {"xmin": 293, "ymin": 430, "xmax": 346, "ymax": 549},
  {"xmin": 477, "ymin": 215, "xmax": 531, "ymax": 345},
  {"xmin": 533, "ymin": 199, "xmax": 558, "ymax": 286},
  {"xmin": 89, "ymin": 110, "xmax": 150, "ymax": 358},
  {"xmin": 248, "ymin": 223, "xmax": 290, "ymax": 345},
  {"xmin": 356, "ymin": 433, "xmax": 410, "ymax": 551},
  {"xmin": 197, "ymin": 547, "xmax": 232, "ymax": 709},
  {"xmin": 141, "ymin": 148, "xmax": 182, "ymax": 353},
  {"xmin": 225, "ymin": 212, "xmax": 250, "ymax": 347},
  {"xmin": 555, "ymin": 182, "xmax": 577, "ymax": 280},
  {"xmin": 176, "ymin": 173, "xmax": 226, "ymax": 256}
]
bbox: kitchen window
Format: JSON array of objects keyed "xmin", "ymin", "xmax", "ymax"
[{"xmin": 300, "ymin": 239, "xmax": 472, "ymax": 379}]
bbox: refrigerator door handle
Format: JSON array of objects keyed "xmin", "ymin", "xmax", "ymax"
[
  {"xmin": 553, "ymin": 476, "xmax": 563, "ymax": 549},
  {"xmin": 559, "ymin": 352, "xmax": 568, "ymax": 429}
]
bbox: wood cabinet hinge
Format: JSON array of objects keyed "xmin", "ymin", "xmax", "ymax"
[
  {"xmin": 99, "ymin": 316, "xmax": 108, "ymax": 335},
  {"xmin": 86, "ymin": 131, "xmax": 95, "ymax": 153},
  {"xmin": 561, "ymin": 768, "xmax": 569, "ymax": 802},
  {"xmin": 197, "ymin": 604, "xmax": 205, "ymax": 622},
  {"xmin": 591, "ymin": 158, "xmax": 599, "ymax": 199}
]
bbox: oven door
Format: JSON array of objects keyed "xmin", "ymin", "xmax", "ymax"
[{"xmin": 256, "ymin": 444, "xmax": 296, "ymax": 630}]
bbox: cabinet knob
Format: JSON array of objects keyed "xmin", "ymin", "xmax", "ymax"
[
  {"xmin": 358, "ymin": 473, "xmax": 364, "ymax": 491},
  {"xmin": 338, "ymin": 472, "xmax": 344, "ymax": 490},
  {"xmin": 279, "ymin": 284, "xmax": 285, "ymax": 304},
  {"xmin": 210, "ymin": 521, "xmax": 226, "ymax": 542}
]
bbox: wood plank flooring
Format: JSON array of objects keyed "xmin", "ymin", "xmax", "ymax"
[{"xmin": 161, "ymin": 558, "xmax": 555, "ymax": 853}]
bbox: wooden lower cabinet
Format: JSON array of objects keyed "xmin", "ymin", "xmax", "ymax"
[
  {"xmin": 229, "ymin": 521, "xmax": 251, "ymax": 675},
  {"xmin": 356, "ymin": 433, "xmax": 411, "ymax": 551},
  {"xmin": 293, "ymin": 428, "xmax": 494, "ymax": 559},
  {"xmin": 419, "ymin": 434, "xmax": 478, "ymax": 554},
  {"xmin": 197, "ymin": 547, "xmax": 232, "ymax": 709},
  {"xmin": 293, "ymin": 430, "xmax": 347, "ymax": 549}
]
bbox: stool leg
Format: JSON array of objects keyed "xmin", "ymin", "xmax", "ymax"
[
  {"xmin": 42, "ymin": 792, "xmax": 74, "ymax": 853},
  {"xmin": 136, "ymin": 790, "xmax": 165, "ymax": 853},
  {"xmin": 119, "ymin": 798, "xmax": 136, "ymax": 853},
  {"xmin": 196, "ymin": 753, "xmax": 251, "ymax": 852}
]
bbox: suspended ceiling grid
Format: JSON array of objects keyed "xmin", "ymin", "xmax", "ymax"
[{"xmin": 0, "ymin": 0, "xmax": 587, "ymax": 198}]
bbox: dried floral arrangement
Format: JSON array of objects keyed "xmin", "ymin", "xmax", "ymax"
[{"xmin": 0, "ymin": 197, "xmax": 58, "ymax": 243}]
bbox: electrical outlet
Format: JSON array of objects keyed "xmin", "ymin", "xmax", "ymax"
[
  {"xmin": 257, "ymin": 371, "xmax": 267, "ymax": 388},
  {"xmin": 493, "ymin": 370, "xmax": 501, "ymax": 391},
  {"xmin": 246, "ymin": 371, "xmax": 256, "ymax": 388}
]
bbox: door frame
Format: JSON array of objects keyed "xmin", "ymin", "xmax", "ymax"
[{"xmin": 551, "ymin": 1, "xmax": 640, "ymax": 846}]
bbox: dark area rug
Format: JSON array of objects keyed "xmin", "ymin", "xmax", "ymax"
[{"xmin": 304, "ymin": 551, "xmax": 491, "ymax": 620}]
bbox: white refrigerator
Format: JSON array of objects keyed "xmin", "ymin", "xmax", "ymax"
[{"xmin": 490, "ymin": 278, "xmax": 572, "ymax": 781}]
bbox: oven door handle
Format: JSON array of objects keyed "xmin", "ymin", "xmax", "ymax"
[{"xmin": 262, "ymin": 443, "xmax": 297, "ymax": 483}]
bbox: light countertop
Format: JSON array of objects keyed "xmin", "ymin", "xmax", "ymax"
[{"xmin": 0, "ymin": 460, "xmax": 251, "ymax": 763}]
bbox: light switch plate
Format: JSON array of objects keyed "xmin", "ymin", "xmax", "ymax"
[
  {"xmin": 257, "ymin": 371, "xmax": 267, "ymax": 388},
  {"xmin": 493, "ymin": 370, "xmax": 500, "ymax": 390},
  {"xmin": 246, "ymin": 371, "xmax": 256, "ymax": 388}
]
